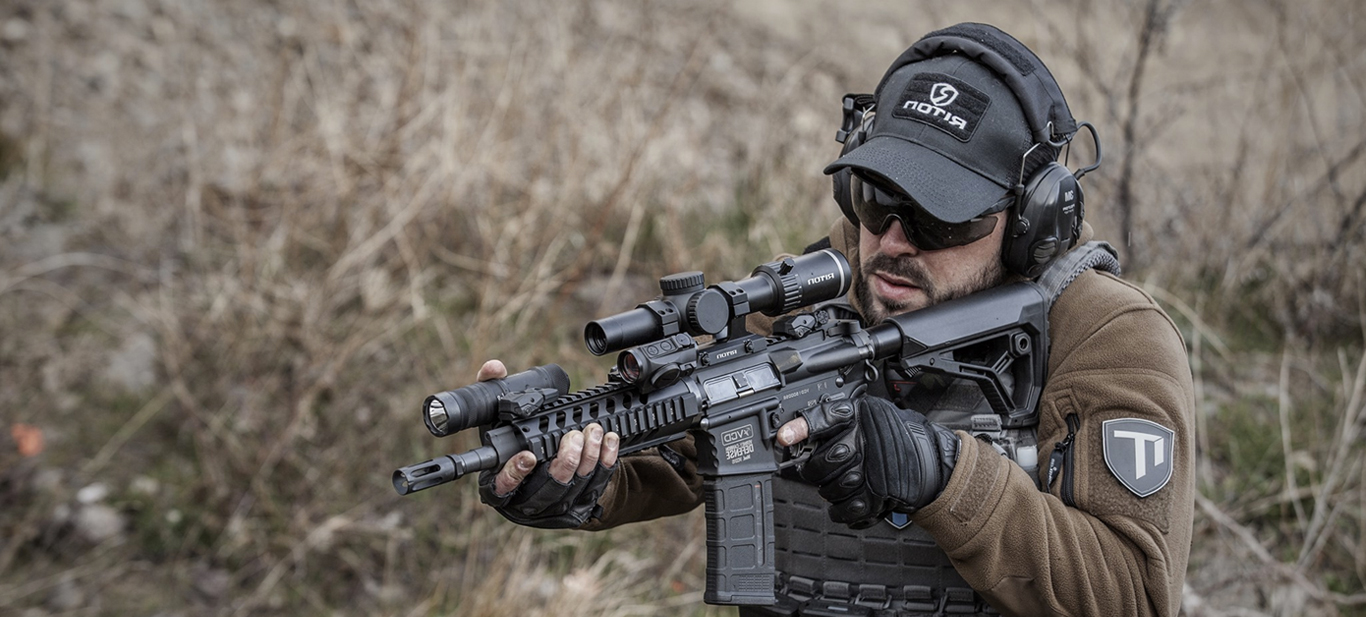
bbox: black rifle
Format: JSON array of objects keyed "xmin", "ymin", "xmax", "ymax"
[{"xmin": 393, "ymin": 249, "xmax": 1048, "ymax": 606}]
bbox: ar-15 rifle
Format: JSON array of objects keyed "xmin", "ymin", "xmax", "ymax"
[{"xmin": 393, "ymin": 249, "xmax": 1049, "ymax": 606}]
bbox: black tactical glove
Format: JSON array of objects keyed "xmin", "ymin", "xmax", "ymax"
[
  {"xmin": 478, "ymin": 462, "xmax": 615, "ymax": 529},
  {"xmin": 799, "ymin": 396, "xmax": 960, "ymax": 528}
]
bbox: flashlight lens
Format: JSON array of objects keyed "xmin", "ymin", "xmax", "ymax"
[{"xmin": 426, "ymin": 398, "xmax": 450, "ymax": 435}]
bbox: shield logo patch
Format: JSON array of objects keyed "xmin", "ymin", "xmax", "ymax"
[{"xmin": 1102, "ymin": 418, "xmax": 1175, "ymax": 498}]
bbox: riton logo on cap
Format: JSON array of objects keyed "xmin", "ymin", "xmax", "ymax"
[
  {"xmin": 902, "ymin": 86, "xmax": 967, "ymax": 131},
  {"xmin": 891, "ymin": 72, "xmax": 991, "ymax": 142},
  {"xmin": 929, "ymin": 83, "xmax": 959, "ymax": 107}
]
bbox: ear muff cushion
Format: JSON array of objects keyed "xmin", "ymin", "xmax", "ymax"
[{"xmin": 832, "ymin": 168, "xmax": 859, "ymax": 228}]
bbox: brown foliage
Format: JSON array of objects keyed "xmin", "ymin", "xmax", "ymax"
[{"xmin": 0, "ymin": 0, "xmax": 1362, "ymax": 615}]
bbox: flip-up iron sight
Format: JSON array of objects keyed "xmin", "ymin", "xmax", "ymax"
[{"xmin": 585, "ymin": 249, "xmax": 851, "ymax": 387}]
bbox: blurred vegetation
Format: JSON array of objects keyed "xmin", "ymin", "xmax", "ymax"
[{"xmin": 0, "ymin": 0, "xmax": 1362, "ymax": 615}]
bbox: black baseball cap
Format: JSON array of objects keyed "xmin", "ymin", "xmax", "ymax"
[{"xmin": 824, "ymin": 53, "xmax": 1033, "ymax": 224}]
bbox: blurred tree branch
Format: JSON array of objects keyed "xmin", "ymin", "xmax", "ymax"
[{"xmin": 1115, "ymin": 0, "xmax": 1185, "ymax": 269}]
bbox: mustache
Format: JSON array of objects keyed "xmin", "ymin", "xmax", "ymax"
[{"xmin": 863, "ymin": 253, "xmax": 936, "ymax": 295}]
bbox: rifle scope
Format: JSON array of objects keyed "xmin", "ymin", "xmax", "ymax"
[
  {"xmin": 422, "ymin": 364, "xmax": 570, "ymax": 437},
  {"xmin": 584, "ymin": 249, "xmax": 851, "ymax": 356}
]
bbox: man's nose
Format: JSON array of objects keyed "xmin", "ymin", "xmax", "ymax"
[{"xmin": 878, "ymin": 218, "xmax": 922, "ymax": 256}]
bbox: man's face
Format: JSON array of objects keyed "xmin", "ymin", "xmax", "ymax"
[{"xmin": 855, "ymin": 210, "xmax": 1008, "ymax": 324}]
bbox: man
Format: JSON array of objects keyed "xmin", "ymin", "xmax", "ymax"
[{"xmin": 476, "ymin": 23, "xmax": 1195, "ymax": 617}]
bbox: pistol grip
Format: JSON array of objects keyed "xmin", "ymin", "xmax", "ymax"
[{"xmin": 703, "ymin": 473, "xmax": 776, "ymax": 606}]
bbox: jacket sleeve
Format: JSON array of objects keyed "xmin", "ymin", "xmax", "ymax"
[
  {"xmin": 912, "ymin": 271, "xmax": 1196, "ymax": 617},
  {"xmin": 580, "ymin": 436, "xmax": 705, "ymax": 530}
]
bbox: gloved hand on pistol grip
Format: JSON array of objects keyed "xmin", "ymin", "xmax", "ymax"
[{"xmin": 798, "ymin": 395, "xmax": 960, "ymax": 529}]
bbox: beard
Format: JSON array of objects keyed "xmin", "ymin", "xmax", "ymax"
[{"xmin": 855, "ymin": 251, "xmax": 1007, "ymax": 324}]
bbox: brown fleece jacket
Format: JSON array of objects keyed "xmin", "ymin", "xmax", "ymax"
[{"xmin": 584, "ymin": 219, "xmax": 1196, "ymax": 617}]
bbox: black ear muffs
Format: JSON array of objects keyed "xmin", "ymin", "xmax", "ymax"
[{"xmin": 1001, "ymin": 121, "xmax": 1101, "ymax": 277}]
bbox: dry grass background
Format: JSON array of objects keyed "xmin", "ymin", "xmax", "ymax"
[{"xmin": 0, "ymin": 0, "xmax": 1363, "ymax": 615}]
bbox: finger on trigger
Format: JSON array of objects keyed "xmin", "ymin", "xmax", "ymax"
[
  {"xmin": 777, "ymin": 417, "xmax": 810, "ymax": 447},
  {"xmin": 477, "ymin": 359, "xmax": 507, "ymax": 382},
  {"xmin": 549, "ymin": 431, "xmax": 584, "ymax": 483},
  {"xmin": 495, "ymin": 451, "xmax": 536, "ymax": 496},
  {"xmin": 576, "ymin": 424, "xmax": 603, "ymax": 477}
]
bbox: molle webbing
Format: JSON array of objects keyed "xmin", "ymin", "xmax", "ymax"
[{"xmin": 769, "ymin": 477, "xmax": 1000, "ymax": 616}]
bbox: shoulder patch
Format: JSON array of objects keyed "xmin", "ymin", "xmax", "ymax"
[{"xmin": 1102, "ymin": 418, "xmax": 1175, "ymax": 498}]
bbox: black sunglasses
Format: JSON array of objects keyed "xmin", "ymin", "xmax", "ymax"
[{"xmin": 850, "ymin": 173, "xmax": 999, "ymax": 250}]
